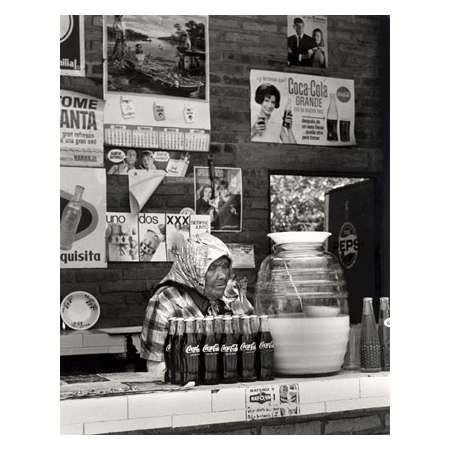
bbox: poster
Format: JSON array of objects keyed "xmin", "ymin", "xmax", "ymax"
[
  {"xmin": 287, "ymin": 16, "xmax": 328, "ymax": 68},
  {"xmin": 194, "ymin": 167, "xmax": 242, "ymax": 232},
  {"xmin": 166, "ymin": 214, "xmax": 191, "ymax": 262},
  {"xmin": 60, "ymin": 15, "xmax": 86, "ymax": 76},
  {"xmin": 106, "ymin": 213, "xmax": 139, "ymax": 262},
  {"xmin": 128, "ymin": 169, "xmax": 166, "ymax": 214},
  {"xmin": 138, "ymin": 213, "xmax": 167, "ymax": 262},
  {"xmin": 250, "ymin": 69, "xmax": 355, "ymax": 146},
  {"xmin": 103, "ymin": 15, "xmax": 210, "ymax": 152},
  {"xmin": 60, "ymin": 167, "xmax": 107, "ymax": 268},
  {"xmin": 246, "ymin": 383, "xmax": 301, "ymax": 421},
  {"xmin": 226, "ymin": 244, "xmax": 255, "ymax": 269},
  {"xmin": 60, "ymin": 90, "xmax": 105, "ymax": 167},
  {"xmin": 189, "ymin": 214, "xmax": 211, "ymax": 239},
  {"xmin": 105, "ymin": 147, "xmax": 190, "ymax": 177}
]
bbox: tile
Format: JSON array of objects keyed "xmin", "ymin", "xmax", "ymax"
[
  {"xmin": 82, "ymin": 333, "xmax": 125, "ymax": 348},
  {"xmin": 360, "ymin": 375, "xmax": 390, "ymax": 398},
  {"xmin": 172, "ymin": 410, "xmax": 246, "ymax": 428},
  {"xmin": 84, "ymin": 416, "xmax": 172, "ymax": 434},
  {"xmin": 61, "ymin": 396, "xmax": 127, "ymax": 425},
  {"xmin": 299, "ymin": 377, "xmax": 360, "ymax": 404},
  {"xmin": 299, "ymin": 402, "xmax": 326, "ymax": 415},
  {"xmin": 60, "ymin": 346, "xmax": 124, "ymax": 356},
  {"xmin": 60, "ymin": 423, "xmax": 84, "ymax": 434},
  {"xmin": 128, "ymin": 390, "xmax": 211, "ymax": 419},
  {"xmin": 212, "ymin": 387, "xmax": 245, "ymax": 412},
  {"xmin": 326, "ymin": 396, "xmax": 390, "ymax": 413},
  {"xmin": 60, "ymin": 334, "xmax": 83, "ymax": 348}
]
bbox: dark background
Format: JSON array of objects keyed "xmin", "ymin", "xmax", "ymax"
[{"xmin": 60, "ymin": 15, "xmax": 390, "ymax": 328}]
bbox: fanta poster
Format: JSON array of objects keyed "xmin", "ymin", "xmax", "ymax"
[
  {"xmin": 60, "ymin": 167, "xmax": 107, "ymax": 268},
  {"xmin": 250, "ymin": 69, "xmax": 355, "ymax": 146},
  {"xmin": 60, "ymin": 15, "xmax": 85, "ymax": 77}
]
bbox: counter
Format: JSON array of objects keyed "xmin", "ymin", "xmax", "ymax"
[{"xmin": 60, "ymin": 371, "xmax": 390, "ymax": 435}]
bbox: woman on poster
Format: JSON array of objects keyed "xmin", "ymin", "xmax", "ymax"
[
  {"xmin": 111, "ymin": 15, "xmax": 126, "ymax": 62},
  {"xmin": 308, "ymin": 28, "xmax": 326, "ymax": 68},
  {"xmin": 251, "ymin": 83, "xmax": 297, "ymax": 144},
  {"xmin": 212, "ymin": 180, "xmax": 241, "ymax": 231}
]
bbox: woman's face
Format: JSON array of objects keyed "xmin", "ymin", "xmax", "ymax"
[
  {"xmin": 313, "ymin": 31, "xmax": 322, "ymax": 45},
  {"xmin": 126, "ymin": 150, "xmax": 137, "ymax": 165},
  {"xmin": 261, "ymin": 95, "xmax": 276, "ymax": 115},
  {"xmin": 142, "ymin": 154, "xmax": 153, "ymax": 169},
  {"xmin": 203, "ymin": 186, "xmax": 212, "ymax": 200},
  {"xmin": 204, "ymin": 256, "xmax": 231, "ymax": 301}
]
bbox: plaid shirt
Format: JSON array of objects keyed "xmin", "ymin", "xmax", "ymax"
[{"xmin": 140, "ymin": 285, "xmax": 254, "ymax": 362}]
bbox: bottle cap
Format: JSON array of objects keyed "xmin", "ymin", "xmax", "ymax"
[
  {"xmin": 223, "ymin": 316, "xmax": 232, "ymax": 321},
  {"xmin": 204, "ymin": 316, "xmax": 213, "ymax": 321}
]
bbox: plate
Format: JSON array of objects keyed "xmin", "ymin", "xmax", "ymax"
[
  {"xmin": 60, "ymin": 291, "xmax": 100, "ymax": 331},
  {"xmin": 268, "ymin": 231, "xmax": 331, "ymax": 246}
]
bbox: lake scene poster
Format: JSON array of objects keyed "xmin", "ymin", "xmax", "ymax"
[{"xmin": 105, "ymin": 15, "xmax": 208, "ymax": 100}]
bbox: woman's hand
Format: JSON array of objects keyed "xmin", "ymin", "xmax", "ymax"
[
  {"xmin": 283, "ymin": 110, "xmax": 293, "ymax": 129},
  {"xmin": 251, "ymin": 114, "xmax": 266, "ymax": 138}
]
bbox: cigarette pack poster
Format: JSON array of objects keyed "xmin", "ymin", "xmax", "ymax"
[
  {"xmin": 250, "ymin": 69, "xmax": 355, "ymax": 146},
  {"xmin": 103, "ymin": 15, "xmax": 210, "ymax": 152},
  {"xmin": 106, "ymin": 213, "xmax": 139, "ymax": 262},
  {"xmin": 246, "ymin": 383, "xmax": 300, "ymax": 421},
  {"xmin": 60, "ymin": 90, "xmax": 105, "ymax": 167},
  {"xmin": 226, "ymin": 244, "xmax": 255, "ymax": 268},
  {"xmin": 60, "ymin": 167, "xmax": 106, "ymax": 268},
  {"xmin": 166, "ymin": 214, "xmax": 191, "ymax": 262},
  {"xmin": 287, "ymin": 16, "xmax": 328, "ymax": 68},
  {"xmin": 138, "ymin": 213, "xmax": 167, "ymax": 262},
  {"xmin": 194, "ymin": 167, "xmax": 242, "ymax": 232},
  {"xmin": 105, "ymin": 147, "xmax": 190, "ymax": 177},
  {"xmin": 60, "ymin": 15, "xmax": 85, "ymax": 76}
]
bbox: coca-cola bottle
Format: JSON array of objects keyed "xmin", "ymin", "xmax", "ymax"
[
  {"xmin": 232, "ymin": 315, "xmax": 242, "ymax": 377},
  {"xmin": 202, "ymin": 317, "xmax": 220, "ymax": 385},
  {"xmin": 221, "ymin": 316, "xmax": 239, "ymax": 383},
  {"xmin": 164, "ymin": 318, "xmax": 177, "ymax": 383},
  {"xmin": 171, "ymin": 318, "xmax": 185, "ymax": 385},
  {"xmin": 360, "ymin": 297, "xmax": 382, "ymax": 372},
  {"xmin": 214, "ymin": 315, "xmax": 224, "ymax": 381},
  {"xmin": 60, "ymin": 185, "xmax": 84, "ymax": 250},
  {"xmin": 195, "ymin": 317, "xmax": 205, "ymax": 384},
  {"xmin": 326, "ymin": 93, "xmax": 338, "ymax": 141},
  {"xmin": 239, "ymin": 316, "xmax": 257, "ymax": 381},
  {"xmin": 378, "ymin": 297, "xmax": 390, "ymax": 371},
  {"xmin": 181, "ymin": 318, "xmax": 200, "ymax": 384},
  {"xmin": 258, "ymin": 315, "xmax": 274, "ymax": 380}
]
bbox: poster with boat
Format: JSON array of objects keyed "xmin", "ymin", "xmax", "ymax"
[{"xmin": 103, "ymin": 15, "xmax": 210, "ymax": 152}]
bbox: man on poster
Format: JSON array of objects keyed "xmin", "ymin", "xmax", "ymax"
[{"xmin": 287, "ymin": 17, "xmax": 315, "ymax": 66}]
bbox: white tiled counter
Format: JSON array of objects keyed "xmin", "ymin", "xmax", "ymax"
[{"xmin": 60, "ymin": 371, "xmax": 390, "ymax": 435}]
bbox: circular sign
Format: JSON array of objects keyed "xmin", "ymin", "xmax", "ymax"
[
  {"xmin": 153, "ymin": 151, "xmax": 170, "ymax": 162},
  {"xmin": 60, "ymin": 15, "xmax": 73, "ymax": 43},
  {"xmin": 179, "ymin": 207, "xmax": 195, "ymax": 215},
  {"xmin": 60, "ymin": 291, "xmax": 100, "ymax": 331},
  {"xmin": 336, "ymin": 86, "xmax": 351, "ymax": 103},
  {"xmin": 338, "ymin": 221, "xmax": 359, "ymax": 269},
  {"xmin": 107, "ymin": 148, "xmax": 126, "ymax": 163}
]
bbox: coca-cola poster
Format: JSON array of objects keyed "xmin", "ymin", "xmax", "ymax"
[
  {"xmin": 60, "ymin": 90, "xmax": 105, "ymax": 168},
  {"xmin": 250, "ymin": 69, "xmax": 355, "ymax": 146},
  {"xmin": 60, "ymin": 15, "xmax": 85, "ymax": 77},
  {"xmin": 287, "ymin": 16, "xmax": 328, "ymax": 68},
  {"xmin": 103, "ymin": 15, "xmax": 211, "ymax": 152},
  {"xmin": 60, "ymin": 167, "xmax": 107, "ymax": 269}
]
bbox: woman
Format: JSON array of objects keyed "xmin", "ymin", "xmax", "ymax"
[
  {"xmin": 107, "ymin": 149, "xmax": 137, "ymax": 175},
  {"xmin": 196, "ymin": 185, "xmax": 215, "ymax": 216},
  {"xmin": 308, "ymin": 28, "xmax": 326, "ymax": 68},
  {"xmin": 251, "ymin": 83, "xmax": 296, "ymax": 144},
  {"xmin": 111, "ymin": 15, "xmax": 126, "ymax": 62},
  {"xmin": 140, "ymin": 233, "xmax": 254, "ymax": 380},
  {"xmin": 138, "ymin": 150, "xmax": 157, "ymax": 171}
]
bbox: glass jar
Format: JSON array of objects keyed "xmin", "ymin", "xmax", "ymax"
[
  {"xmin": 255, "ymin": 232, "xmax": 348, "ymax": 317},
  {"xmin": 254, "ymin": 232, "xmax": 350, "ymax": 375}
]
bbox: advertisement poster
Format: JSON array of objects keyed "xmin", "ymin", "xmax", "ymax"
[
  {"xmin": 103, "ymin": 15, "xmax": 210, "ymax": 152},
  {"xmin": 60, "ymin": 15, "xmax": 86, "ymax": 76},
  {"xmin": 106, "ymin": 213, "xmax": 139, "ymax": 262},
  {"xmin": 166, "ymin": 213, "xmax": 191, "ymax": 262},
  {"xmin": 250, "ymin": 69, "xmax": 355, "ymax": 146},
  {"xmin": 128, "ymin": 169, "xmax": 166, "ymax": 214},
  {"xmin": 138, "ymin": 213, "xmax": 167, "ymax": 262},
  {"xmin": 194, "ymin": 167, "xmax": 242, "ymax": 232},
  {"xmin": 60, "ymin": 90, "xmax": 105, "ymax": 167},
  {"xmin": 226, "ymin": 244, "xmax": 255, "ymax": 269},
  {"xmin": 246, "ymin": 383, "xmax": 301, "ymax": 421},
  {"xmin": 287, "ymin": 16, "xmax": 328, "ymax": 68},
  {"xmin": 60, "ymin": 167, "xmax": 107, "ymax": 268},
  {"xmin": 105, "ymin": 147, "xmax": 190, "ymax": 177},
  {"xmin": 189, "ymin": 214, "xmax": 211, "ymax": 239}
]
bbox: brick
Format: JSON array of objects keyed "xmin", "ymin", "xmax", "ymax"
[
  {"xmin": 128, "ymin": 390, "xmax": 211, "ymax": 419},
  {"xmin": 299, "ymin": 402, "xmax": 326, "ymax": 416},
  {"xmin": 242, "ymin": 21, "xmax": 278, "ymax": 33},
  {"xmin": 75, "ymin": 269, "xmax": 122, "ymax": 283},
  {"xmin": 100, "ymin": 280, "xmax": 146, "ymax": 293},
  {"xmin": 92, "ymin": 15, "xmax": 103, "ymax": 27},
  {"xmin": 325, "ymin": 414, "xmax": 382, "ymax": 434},
  {"xmin": 84, "ymin": 416, "xmax": 172, "ymax": 434},
  {"xmin": 300, "ymin": 378, "xmax": 360, "ymax": 404},
  {"xmin": 61, "ymin": 397, "xmax": 127, "ymax": 425},
  {"xmin": 261, "ymin": 420, "xmax": 321, "ymax": 435},
  {"xmin": 212, "ymin": 387, "xmax": 246, "ymax": 412},
  {"xmin": 359, "ymin": 374, "xmax": 390, "ymax": 398},
  {"xmin": 326, "ymin": 396, "xmax": 390, "ymax": 413}
]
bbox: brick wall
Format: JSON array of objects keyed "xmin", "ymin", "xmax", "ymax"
[{"xmin": 60, "ymin": 15, "xmax": 390, "ymax": 328}]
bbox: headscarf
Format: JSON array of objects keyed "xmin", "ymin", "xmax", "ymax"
[{"xmin": 160, "ymin": 233, "xmax": 232, "ymax": 297}]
